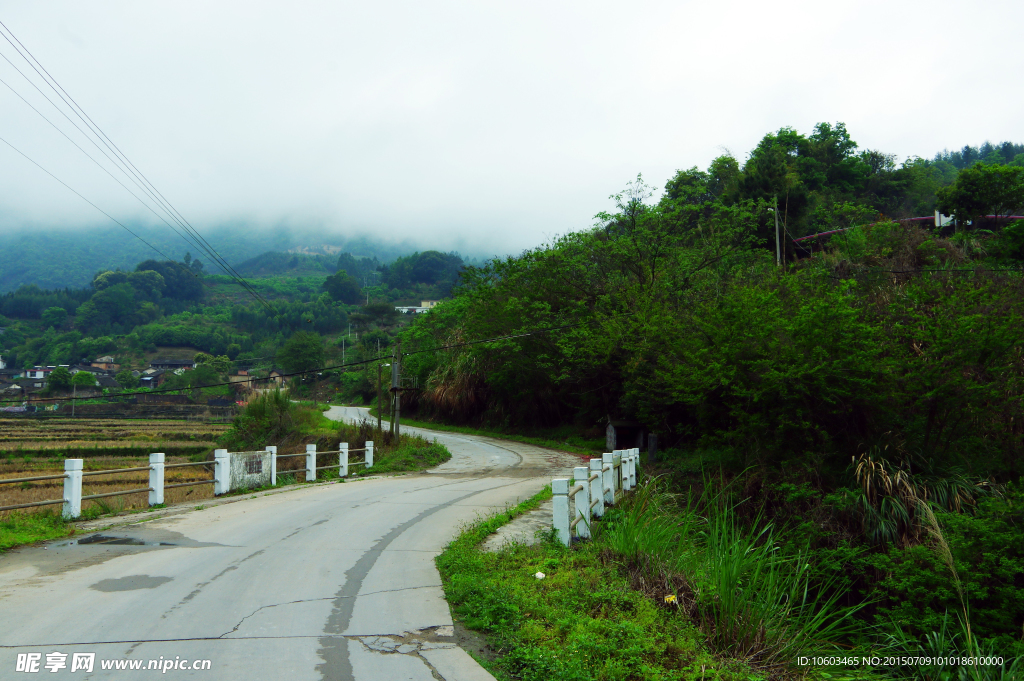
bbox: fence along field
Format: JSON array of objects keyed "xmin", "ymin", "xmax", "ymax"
[{"xmin": 0, "ymin": 418, "xmax": 229, "ymax": 515}]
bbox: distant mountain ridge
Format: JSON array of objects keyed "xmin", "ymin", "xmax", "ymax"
[{"xmin": 0, "ymin": 225, "xmax": 439, "ymax": 293}]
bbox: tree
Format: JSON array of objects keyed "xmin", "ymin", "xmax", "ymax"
[
  {"xmin": 194, "ymin": 352, "xmax": 231, "ymax": 373},
  {"xmin": 41, "ymin": 307, "xmax": 67, "ymax": 329},
  {"xmin": 162, "ymin": 364, "xmax": 219, "ymax": 392},
  {"xmin": 46, "ymin": 366, "xmax": 72, "ymax": 391},
  {"xmin": 115, "ymin": 369, "xmax": 139, "ymax": 389},
  {"xmin": 92, "ymin": 270, "xmax": 129, "ymax": 290},
  {"xmin": 936, "ymin": 163, "xmax": 1024, "ymax": 228},
  {"xmin": 126, "ymin": 270, "xmax": 165, "ymax": 297},
  {"xmin": 356, "ymin": 303, "xmax": 398, "ymax": 328},
  {"xmin": 322, "ymin": 271, "xmax": 363, "ymax": 304},
  {"xmin": 72, "ymin": 371, "xmax": 97, "ymax": 387},
  {"xmin": 135, "ymin": 260, "xmax": 204, "ymax": 301},
  {"xmin": 276, "ymin": 331, "xmax": 325, "ymax": 375}
]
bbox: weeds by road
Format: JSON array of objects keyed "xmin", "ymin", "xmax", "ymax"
[{"xmin": 437, "ymin": 487, "xmax": 766, "ymax": 681}]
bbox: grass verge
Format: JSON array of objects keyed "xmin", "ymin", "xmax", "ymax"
[
  {"xmin": 436, "ymin": 488, "xmax": 766, "ymax": 681},
  {"xmin": 0, "ymin": 510, "xmax": 74, "ymax": 551}
]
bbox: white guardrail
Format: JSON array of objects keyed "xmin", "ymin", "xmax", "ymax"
[
  {"xmin": 552, "ymin": 448, "xmax": 639, "ymax": 546},
  {"xmin": 0, "ymin": 442, "xmax": 373, "ymax": 520}
]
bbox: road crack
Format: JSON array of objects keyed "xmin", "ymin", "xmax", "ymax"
[{"xmin": 219, "ymin": 585, "xmax": 441, "ymax": 638}]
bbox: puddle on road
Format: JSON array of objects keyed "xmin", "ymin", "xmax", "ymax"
[
  {"xmin": 90, "ymin": 574, "xmax": 173, "ymax": 592},
  {"xmin": 76, "ymin": 534, "xmax": 176, "ymax": 547},
  {"xmin": 0, "ymin": 529, "xmax": 231, "ymax": 579}
]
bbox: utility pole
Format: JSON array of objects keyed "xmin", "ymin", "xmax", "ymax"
[
  {"xmin": 376, "ymin": 340, "xmax": 382, "ymax": 435},
  {"xmin": 774, "ymin": 195, "xmax": 782, "ymax": 267},
  {"xmin": 391, "ymin": 339, "xmax": 401, "ymax": 441}
]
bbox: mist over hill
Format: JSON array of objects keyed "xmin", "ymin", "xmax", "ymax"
[{"xmin": 0, "ymin": 224, "xmax": 489, "ymax": 293}]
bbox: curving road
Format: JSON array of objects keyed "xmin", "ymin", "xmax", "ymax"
[{"xmin": 0, "ymin": 407, "xmax": 578, "ymax": 680}]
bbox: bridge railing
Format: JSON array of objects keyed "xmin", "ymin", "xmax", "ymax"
[
  {"xmin": 552, "ymin": 448, "xmax": 640, "ymax": 546},
  {"xmin": 1, "ymin": 441, "xmax": 374, "ymax": 520}
]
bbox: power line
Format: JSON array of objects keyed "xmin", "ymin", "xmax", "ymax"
[
  {"xmin": 0, "ymin": 23, "xmax": 276, "ymax": 314},
  {"xmin": 0, "ymin": 134, "xmax": 182, "ymax": 268},
  {"xmin": 0, "ymin": 72, "xmax": 227, "ymax": 279}
]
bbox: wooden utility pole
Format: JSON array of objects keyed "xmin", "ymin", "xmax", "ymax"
[
  {"xmin": 774, "ymin": 195, "xmax": 782, "ymax": 267},
  {"xmin": 377, "ymin": 362, "xmax": 383, "ymax": 435},
  {"xmin": 391, "ymin": 340, "xmax": 401, "ymax": 441}
]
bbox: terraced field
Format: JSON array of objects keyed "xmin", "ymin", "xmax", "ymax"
[
  {"xmin": 0, "ymin": 418, "xmax": 229, "ymax": 458},
  {"xmin": 0, "ymin": 418, "xmax": 229, "ymax": 515}
]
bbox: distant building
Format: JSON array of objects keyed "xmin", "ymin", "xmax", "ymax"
[
  {"xmin": 91, "ymin": 356, "xmax": 120, "ymax": 372},
  {"xmin": 394, "ymin": 301, "xmax": 441, "ymax": 314},
  {"xmin": 96, "ymin": 375, "xmax": 120, "ymax": 389},
  {"xmin": 150, "ymin": 359, "xmax": 196, "ymax": 371},
  {"xmin": 139, "ymin": 370, "xmax": 168, "ymax": 389},
  {"xmin": 229, "ymin": 370, "xmax": 254, "ymax": 394},
  {"xmin": 70, "ymin": 364, "xmax": 109, "ymax": 376},
  {"xmin": 25, "ymin": 366, "xmax": 68, "ymax": 380}
]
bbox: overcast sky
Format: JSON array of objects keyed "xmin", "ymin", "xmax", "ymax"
[{"xmin": 0, "ymin": 0, "xmax": 1021, "ymax": 257}]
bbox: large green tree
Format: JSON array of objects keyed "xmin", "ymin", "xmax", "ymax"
[
  {"xmin": 322, "ymin": 271, "xmax": 363, "ymax": 304},
  {"xmin": 276, "ymin": 331, "xmax": 325, "ymax": 375},
  {"xmin": 936, "ymin": 162, "xmax": 1024, "ymax": 228},
  {"xmin": 41, "ymin": 307, "xmax": 67, "ymax": 329},
  {"xmin": 71, "ymin": 371, "xmax": 97, "ymax": 387},
  {"xmin": 46, "ymin": 366, "xmax": 72, "ymax": 391}
]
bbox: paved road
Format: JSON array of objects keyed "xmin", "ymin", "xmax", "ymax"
[{"xmin": 0, "ymin": 408, "xmax": 578, "ymax": 680}]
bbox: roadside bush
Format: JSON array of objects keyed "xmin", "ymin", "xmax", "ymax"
[{"xmin": 867, "ymin": 481, "xmax": 1024, "ymax": 651}]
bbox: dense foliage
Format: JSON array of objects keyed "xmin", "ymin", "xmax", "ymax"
[
  {"xmin": 400, "ymin": 124, "xmax": 1024, "ymax": 660},
  {"xmin": 399, "ymin": 125, "xmax": 1024, "ymax": 482}
]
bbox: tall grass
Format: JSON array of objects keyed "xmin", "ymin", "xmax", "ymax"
[
  {"xmin": 602, "ymin": 477, "xmax": 867, "ymax": 675},
  {"xmin": 880, "ymin": 503, "xmax": 1023, "ymax": 681}
]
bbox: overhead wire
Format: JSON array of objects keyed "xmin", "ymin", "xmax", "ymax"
[
  {"xmin": 0, "ymin": 72, "xmax": 228, "ymax": 292},
  {"xmin": 0, "ymin": 22, "xmax": 277, "ymax": 314},
  {"xmin": 0, "ymin": 133, "xmax": 184, "ymax": 268}
]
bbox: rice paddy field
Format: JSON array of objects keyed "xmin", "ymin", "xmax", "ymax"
[{"xmin": 0, "ymin": 418, "xmax": 229, "ymax": 516}]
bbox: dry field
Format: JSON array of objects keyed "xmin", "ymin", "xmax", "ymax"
[
  {"xmin": 0, "ymin": 418, "xmax": 229, "ymax": 458},
  {"xmin": 0, "ymin": 418, "xmax": 227, "ymax": 515},
  {"xmin": 0, "ymin": 455, "xmax": 216, "ymax": 515}
]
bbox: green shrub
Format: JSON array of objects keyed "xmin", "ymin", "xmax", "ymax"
[{"xmin": 867, "ymin": 481, "xmax": 1024, "ymax": 651}]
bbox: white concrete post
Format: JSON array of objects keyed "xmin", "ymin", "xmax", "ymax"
[
  {"xmin": 573, "ymin": 465, "xmax": 591, "ymax": 539},
  {"xmin": 62, "ymin": 458, "xmax": 83, "ymax": 519},
  {"xmin": 590, "ymin": 458, "xmax": 604, "ymax": 517},
  {"xmin": 602, "ymin": 453, "xmax": 614, "ymax": 505},
  {"xmin": 149, "ymin": 453, "xmax": 165, "ymax": 506},
  {"xmin": 552, "ymin": 478, "xmax": 570, "ymax": 546},
  {"xmin": 365, "ymin": 441, "xmax": 374, "ymax": 468},
  {"xmin": 214, "ymin": 449, "xmax": 230, "ymax": 495},
  {"xmin": 617, "ymin": 450, "xmax": 627, "ymax": 493},
  {"xmin": 306, "ymin": 444, "xmax": 317, "ymax": 482},
  {"xmin": 340, "ymin": 442, "xmax": 349, "ymax": 478},
  {"xmin": 613, "ymin": 450, "xmax": 623, "ymax": 496},
  {"xmin": 266, "ymin": 446, "xmax": 278, "ymax": 486},
  {"xmin": 622, "ymin": 448, "xmax": 630, "ymax": 491}
]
